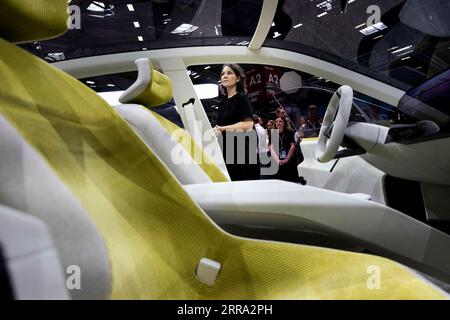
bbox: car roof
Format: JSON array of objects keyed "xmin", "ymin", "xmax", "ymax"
[{"xmin": 21, "ymin": 0, "xmax": 450, "ymax": 92}]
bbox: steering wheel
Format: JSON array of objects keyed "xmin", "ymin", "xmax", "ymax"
[{"xmin": 315, "ymin": 85, "xmax": 353, "ymax": 163}]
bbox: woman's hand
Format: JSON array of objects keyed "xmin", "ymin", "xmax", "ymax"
[
  {"xmin": 279, "ymin": 159, "xmax": 288, "ymax": 166},
  {"xmin": 213, "ymin": 126, "xmax": 223, "ymax": 137}
]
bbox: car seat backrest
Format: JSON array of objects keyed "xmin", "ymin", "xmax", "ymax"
[
  {"xmin": 114, "ymin": 104, "xmax": 229, "ymax": 184},
  {"xmin": 0, "ymin": 1, "xmax": 110, "ymax": 299},
  {"xmin": 115, "ymin": 58, "xmax": 229, "ymax": 184}
]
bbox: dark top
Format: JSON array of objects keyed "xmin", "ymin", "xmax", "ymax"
[
  {"xmin": 269, "ymin": 129, "xmax": 295, "ymax": 149},
  {"xmin": 278, "ymin": 129, "xmax": 295, "ymax": 158},
  {"xmin": 216, "ymin": 92, "xmax": 253, "ymax": 126},
  {"xmin": 277, "ymin": 129, "xmax": 298, "ymax": 182},
  {"xmin": 215, "ymin": 92, "xmax": 259, "ymax": 181}
]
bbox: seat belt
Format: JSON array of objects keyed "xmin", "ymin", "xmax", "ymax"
[{"xmin": 182, "ymin": 98, "xmax": 203, "ymax": 147}]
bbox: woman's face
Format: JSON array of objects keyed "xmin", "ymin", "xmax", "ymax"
[
  {"xmin": 220, "ymin": 66, "xmax": 239, "ymax": 89},
  {"xmin": 275, "ymin": 118, "xmax": 285, "ymax": 130},
  {"xmin": 267, "ymin": 121, "xmax": 273, "ymax": 130}
]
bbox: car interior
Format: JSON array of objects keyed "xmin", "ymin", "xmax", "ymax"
[{"xmin": 0, "ymin": 0, "xmax": 449, "ymax": 299}]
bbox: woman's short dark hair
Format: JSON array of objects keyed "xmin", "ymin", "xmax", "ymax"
[{"xmin": 220, "ymin": 63, "xmax": 247, "ymax": 94}]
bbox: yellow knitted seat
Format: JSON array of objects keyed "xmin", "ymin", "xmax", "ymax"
[
  {"xmin": 0, "ymin": 0, "xmax": 447, "ymax": 299},
  {"xmin": 116, "ymin": 57, "xmax": 229, "ymax": 183}
]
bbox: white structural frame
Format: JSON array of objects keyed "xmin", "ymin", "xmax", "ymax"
[
  {"xmin": 54, "ymin": 46, "xmax": 405, "ymax": 160},
  {"xmin": 248, "ymin": 0, "xmax": 279, "ymax": 50},
  {"xmin": 54, "ymin": 46, "xmax": 405, "ymax": 106}
]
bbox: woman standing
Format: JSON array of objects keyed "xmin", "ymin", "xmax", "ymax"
[
  {"xmin": 266, "ymin": 120, "xmax": 274, "ymax": 141},
  {"xmin": 214, "ymin": 64, "xmax": 260, "ymax": 181},
  {"xmin": 266, "ymin": 119, "xmax": 274, "ymax": 157},
  {"xmin": 270, "ymin": 117, "xmax": 299, "ymax": 182}
]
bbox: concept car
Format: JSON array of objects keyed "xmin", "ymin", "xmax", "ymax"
[{"xmin": 0, "ymin": 0, "xmax": 449, "ymax": 299}]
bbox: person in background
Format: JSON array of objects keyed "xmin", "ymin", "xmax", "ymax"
[
  {"xmin": 266, "ymin": 119, "xmax": 274, "ymax": 133},
  {"xmin": 253, "ymin": 114, "xmax": 269, "ymax": 168},
  {"xmin": 276, "ymin": 106, "xmax": 295, "ymax": 131},
  {"xmin": 266, "ymin": 119, "xmax": 274, "ymax": 147},
  {"xmin": 214, "ymin": 63, "xmax": 260, "ymax": 181},
  {"xmin": 294, "ymin": 115, "xmax": 306, "ymax": 143},
  {"xmin": 293, "ymin": 115, "xmax": 306, "ymax": 166},
  {"xmin": 304, "ymin": 104, "xmax": 322, "ymax": 137},
  {"xmin": 270, "ymin": 117, "xmax": 299, "ymax": 182}
]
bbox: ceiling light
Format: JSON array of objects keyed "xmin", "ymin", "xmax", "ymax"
[
  {"xmin": 86, "ymin": 80, "xmax": 95, "ymax": 84},
  {"xmin": 171, "ymin": 23, "xmax": 198, "ymax": 34},
  {"xmin": 392, "ymin": 45, "xmax": 413, "ymax": 54},
  {"xmin": 354, "ymin": 23, "xmax": 365, "ymax": 29},
  {"xmin": 137, "ymin": 36, "xmax": 143, "ymax": 41},
  {"xmin": 293, "ymin": 23, "xmax": 303, "ymax": 28},
  {"xmin": 317, "ymin": 12, "xmax": 328, "ymax": 18},
  {"xmin": 87, "ymin": 2, "xmax": 106, "ymax": 12},
  {"xmin": 46, "ymin": 52, "xmax": 65, "ymax": 61},
  {"xmin": 359, "ymin": 22, "xmax": 387, "ymax": 35},
  {"xmin": 372, "ymin": 22, "xmax": 387, "ymax": 30},
  {"xmin": 273, "ymin": 32, "xmax": 282, "ymax": 38},
  {"xmin": 133, "ymin": 21, "xmax": 140, "ymax": 28},
  {"xmin": 194, "ymin": 84, "xmax": 219, "ymax": 100},
  {"xmin": 127, "ymin": 4, "xmax": 134, "ymax": 11},
  {"xmin": 317, "ymin": 0, "xmax": 332, "ymax": 11}
]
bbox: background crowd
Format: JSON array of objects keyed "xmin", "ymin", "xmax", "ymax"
[{"xmin": 252, "ymin": 105, "xmax": 322, "ymax": 183}]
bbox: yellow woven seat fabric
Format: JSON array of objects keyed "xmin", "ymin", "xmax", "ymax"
[
  {"xmin": 0, "ymin": 37, "xmax": 447, "ymax": 299},
  {"xmin": 122, "ymin": 61, "xmax": 174, "ymax": 108},
  {"xmin": 0, "ymin": 0, "xmax": 67, "ymax": 43}
]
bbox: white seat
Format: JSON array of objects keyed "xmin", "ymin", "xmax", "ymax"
[
  {"xmin": 114, "ymin": 58, "xmax": 230, "ymax": 185},
  {"xmin": 0, "ymin": 115, "xmax": 110, "ymax": 299},
  {"xmin": 184, "ymin": 179, "xmax": 450, "ymax": 284},
  {"xmin": 113, "ymin": 104, "xmax": 213, "ymax": 185}
]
